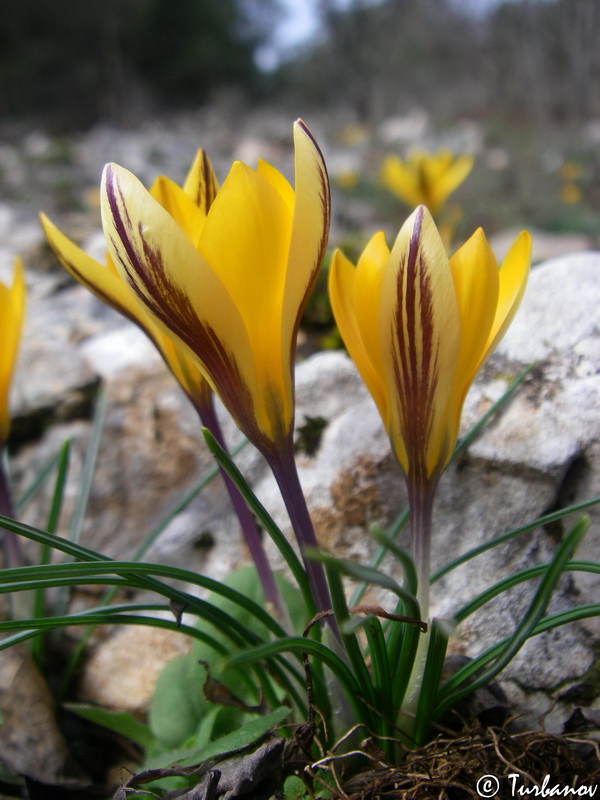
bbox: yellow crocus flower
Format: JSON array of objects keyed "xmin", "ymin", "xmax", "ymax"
[
  {"xmin": 101, "ymin": 120, "xmax": 330, "ymax": 458},
  {"xmin": 380, "ymin": 150, "xmax": 474, "ymax": 218},
  {"xmin": 43, "ymin": 150, "xmax": 290, "ymax": 615},
  {"xmin": 41, "ymin": 149, "xmax": 218, "ymax": 412},
  {"xmin": 329, "ymin": 206, "xmax": 531, "ymax": 487},
  {"xmin": 0, "ymin": 258, "xmax": 26, "ymax": 445},
  {"xmin": 330, "ymin": 205, "xmax": 530, "ymax": 620}
]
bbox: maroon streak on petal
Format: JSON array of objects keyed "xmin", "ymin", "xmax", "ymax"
[
  {"xmin": 200, "ymin": 150, "xmax": 219, "ymax": 212},
  {"xmin": 104, "ymin": 165, "xmax": 269, "ymax": 449},
  {"xmin": 392, "ymin": 206, "xmax": 442, "ymax": 486}
]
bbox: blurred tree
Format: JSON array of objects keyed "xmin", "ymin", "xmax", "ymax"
[
  {"xmin": 133, "ymin": 0, "xmax": 280, "ymax": 107},
  {"xmin": 0, "ymin": 0, "xmax": 281, "ymax": 129},
  {"xmin": 274, "ymin": 0, "xmax": 600, "ymax": 127},
  {"xmin": 485, "ymin": 0, "xmax": 600, "ymax": 123},
  {"xmin": 275, "ymin": 0, "xmax": 483, "ymax": 122}
]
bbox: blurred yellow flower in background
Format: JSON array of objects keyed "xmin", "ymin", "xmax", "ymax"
[{"xmin": 380, "ymin": 149, "xmax": 474, "ymax": 218}]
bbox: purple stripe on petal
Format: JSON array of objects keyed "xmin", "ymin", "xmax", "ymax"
[
  {"xmin": 392, "ymin": 206, "xmax": 444, "ymax": 484},
  {"xmin": 104, "ymin": 165, "xmax": 273, "ymax": 451},
  {"xmin": 200, "ymin": 151, "xmax": 219, "ymax": 212}
]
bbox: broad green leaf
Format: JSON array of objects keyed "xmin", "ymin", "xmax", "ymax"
[{"xmin": 150, "ymin": 655, "xmax": 208, "ymax": 748}]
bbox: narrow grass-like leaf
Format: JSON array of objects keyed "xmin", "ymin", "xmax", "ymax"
[
  {"xmin": 309, "ymin": 549, "xmax": 420, "ymax": 621},
  {"xmin": 0, "ymin": 555, "xmax": 308, "ymax": 707},
  {"xmin": 53, "ymin": 386, "xmax": 108, "ymax": 620},
  {"xmin": 228, "ymin": 637, "xmax": 362, "ymax": 718},
  {"xmin": 434, "ymin": 516, "xmax": 589, "ymax": 720},
  {"xmin": 0, "ymin": 560, "xmax": 289, "ymax": 641},
  {"xmin": 32, "ymin": 440, "xmax": 71, "ymax": 663},
  {"xmin": 0, "ymin": 607, "xmax": 226, "ymax": 650},
  {"xmin": 364, "ymin": 616, "xmax": 395, "ymax": 751},
  {"xmin": 432, "ymin": 495, "xmax": 600, "ymax": 583},
  {"xmin": 454, "ymin": 559, "xmax": 600, "ymax": 624},
  {"xmin": 370, "ymin": 525, "xmax": 417, "ymax": 596},
  {"xmin": 432, "ymin": 601, "xmax": 600, "ymax": 718},
  {"xmin": 322, "ymin": 560, "xmax": 377, "ymax": 719},
  {"xmin": 202, "ymin": 429, "xmax": 313, "ymax": 615},
  {"xmin": 350, "ymin": 509, "xmax": 409, "ymax": 607},
  {"xmin": 68, "ymin": 386, "xmax": 107, "ymax": 547},
  {"xmin": 14, "ymin": 447, "xmax": 64, "ymax": 515},
  {"xmin": 412, "ymin": 619, "xmax": 449, "ymax": 746},
  {"xmin": 453, "ymin": 362, "xmax": 535, "ymax": 457},
  {"xmin": 389, "ymin": 620, "xmax": 422, "ymax": 712},
  {"xmin": 0, "ymin": 522, "xmax": 278, "ymax": 652}
]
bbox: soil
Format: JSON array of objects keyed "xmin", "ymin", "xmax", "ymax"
[{"xmin": 340, "ymin": 726, "xmax": 600, "ymax": 799}]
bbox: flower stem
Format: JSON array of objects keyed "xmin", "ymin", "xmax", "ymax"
[
  {"xmin": 399, "ymin": 475, "xmax": 438, "ymax": 738},
  {"xmin": 267, "ymin": 438, "xmax": 334, "ymax": 623},
  {"xmin": 195, "ymin": 394, "xmax": 285, "ymax": 620}
]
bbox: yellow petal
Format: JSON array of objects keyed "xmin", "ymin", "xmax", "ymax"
[
  {"xmin": 0, "ymin": 258, "xmax": 26, "ymax": 443},
  {"xmin": 42, "ymin": 214, "xmax": 211, "ymax": 411},
  {"xmin": 381, "ymin": 206, "xmax": 461, "ymax": 476},
  {"xmin": 352, "ymin": 231, "xmax": 390, "ymax": 412},
  {"xmin": 101, "ymin": 163, "xmax": 265, "ymax": 440},
  {"xmin": 482, "ymin": 231, "xmax": 531, "ymax": 363},
  {"xmin": 198, "ymin": 160, "xmax": 292, "ymax": 430},
  {"xmin": 329, "ymin": 244, "xmax": 388, "ymax": 421},
  {"xmin": 40, "ymin": 213, "xmax": 139, "ymax": 322},
  {"xmin": 258, "ymin": 159, "xmax": 294, "ymax": 214},
  {"xmin": 150, "ymin": 175, "xmax": 206, "ymax": 247},
  {"xmin": 439, "ymin": 228, "xmax": 500, "ymax": 450},
  {"xmin": 449, "ymin": 227, "xmax": 499, "ymax": 392},
  {"xmin": 182, "ymin": 149, "xmax": 219, "ymax": 214},
  {"xmin": 281, "ymin": 119, "xmax": 331, "ymax": 365}
]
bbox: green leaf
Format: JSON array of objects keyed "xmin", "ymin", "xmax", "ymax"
[
  {"xmin": 65, "ymin": 703, "xmax": 155, "ymax": 750},
  {"xmin": 307, "ymin": 548, "xmax": 420, "ymax": 620},
  {"xmin": 145, "ymin": 707, "xmax": 290, "ymax": 770},
  {"xmin": 150, "ymin": 655, "xmax": 208, "ymax": 748},
  {"xmin": 370, "ymin": 525, "xmax": 418, "ymax": 596},
  {"xmin": 412, "ymin": 619, "xmax": 450, "ymax": 746},
  {"xmin": 453, "ymin": 362, "xmax": 535, "ymax": 457},
  {"xmin": 434, "ymin": 516, "xmax": 590, "ymax": 720},
  {"xmin": 14, "ymin": 447, "xmax": 64, "ymax": 515},
  {"xmin": 432, "ymin": 495, "xmax": 600, "ymax": 583},
  {"xmin": 454, "ymin": 559, "xmax": 600, "ymax": 624},
  {"xmin": 202, "ymin": 429, "xmax": 313, "ymax": 615}
]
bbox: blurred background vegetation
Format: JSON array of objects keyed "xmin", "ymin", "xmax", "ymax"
[
  {"xmin": 1, "ymin": 0, "xmax": 598, "ymax": 128},
  {"xmin": 0, "ymin": 0, "xmax": 599, "ymax": 240}
]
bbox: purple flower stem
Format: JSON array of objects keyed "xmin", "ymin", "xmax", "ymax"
[
  {"xmin": 267, "ymin": 438, "xmax": 337, "ymax": 633},
  {"xmin": 194, "ymin": 395, "xmax": 285, "ymax": 619},
  {"xmin": 0, "ymin": 447, "xmax": 24, "ymax": 569}
]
